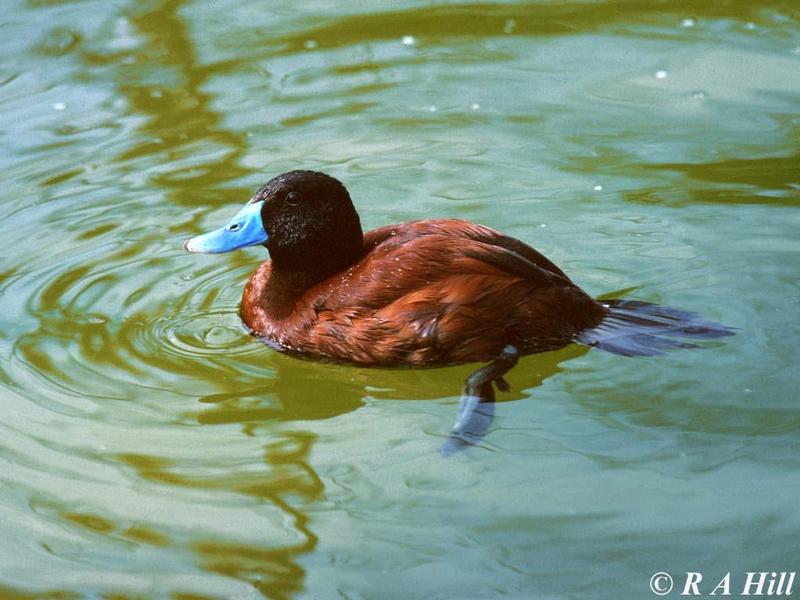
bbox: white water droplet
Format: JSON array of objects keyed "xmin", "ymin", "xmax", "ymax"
[
  {"xmin": 654, "ymin": 70, "xmax": 668, "ymax": 80},
  {"xmin": 427, "ymin": 105, "xmax": 438, "ymax": 112},
  {"xmin": 150, "ymin": 89, "xmax": 163, "ymax": 98},
  {"xmin": 469, "ymin": 102, "xmax": 480, "ymax": 110},
  {"xmin": 53, "ymin": 102, "xmax": 66, "ymax": 111},
  {"xmin": 745, "ymin": 22, "xmax": 756, "ymax": 30},
  {"xmin": 593, "ymin": 184, "xmax": 603, "ymax": 191},
  {"xmin": 680, "ymin": 17, "xmax": 696, "ymax": 28},
  {"xmin": 539, "ymin": 223, "xmax": 547, "ymax": 228},
  {"xmin": 304, "ymin": 39, "xmax": 318, "ymax": 49},
  {"xmin": 401, "ymin": 35, "xmax": 416, "ymax": 46},
  {"xmin": 691, "ymin": 90, "xmax": 707, "ymax": 99}
]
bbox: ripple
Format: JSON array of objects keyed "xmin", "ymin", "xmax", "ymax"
[
  {"xmin": 151, "ymin": 308, "xmax": 256, "ymax": 359},
  {"xmin": 1, "ymin": 231, "xmax": 267, "ymax": 411},
  {"xmin": 35, "ymin": 27, "xmax": 82, "ymax": 55}
]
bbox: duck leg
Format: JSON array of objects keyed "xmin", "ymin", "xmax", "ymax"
[{"xmin": 442, "ymin": 345, "xmax": 519, "ymax": 454}]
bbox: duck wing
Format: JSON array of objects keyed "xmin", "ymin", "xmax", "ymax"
[
  {"xmin": 363, "ymin": 219, "xmax": 571, "ymax": 283},
  {"xmin": 301, "ymin": 220, "xmax": 598, "ymax": 364}
]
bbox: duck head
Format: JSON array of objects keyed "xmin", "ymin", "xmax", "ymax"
[{"xmin": 184, "ymin": 170, "xmax": 364, "ymax": 275}]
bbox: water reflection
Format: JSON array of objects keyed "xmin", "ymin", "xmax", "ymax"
[
  {"xmin": 567, "ymin": 150, "xmax": 800, "ymax": 208},
  {"xmin": 262, "ymin": 0, "xmax": 798, "ymax": 53},
  {"xmin": 77, "ymin": 1, "xmax": 323, "ymax": 594},
  {"xmin": 636, "ymin": 152, "xmax": 800, "ymax": 206},
  {"xmin": 196, "ymin": 342, "xmax": 588, "ymax": 431},
  {"xmin": 4, "ymin": 1, "xmax": 321, "ymax": 596},
  {"xmin": 117, "ymin": 431, "xmax": 321, "ymax": 599},
  {"xmin": 82, "ymin": 0, "xmax": 251, "ymax": 207}
]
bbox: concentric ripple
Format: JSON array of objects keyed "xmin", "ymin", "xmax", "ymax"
[
  {"xmin": 2, "ymin": 224, "xmax": 276, "ymax": 413},
  {"xmin": 157, "ymin": 309, "xmax": 253, "ymax": 357}
]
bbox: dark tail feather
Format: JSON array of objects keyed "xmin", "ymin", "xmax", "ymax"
[{"xmin": 576, "ymin": 299, "xmax": 735, "ymax": 357}]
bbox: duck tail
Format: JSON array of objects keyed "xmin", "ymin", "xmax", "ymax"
[{"xmin": 575, "ymin": 299, "xmax": 734, "ymax": 357}]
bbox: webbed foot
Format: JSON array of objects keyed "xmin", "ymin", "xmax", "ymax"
[{"xmin": 441, "ymin": 345, "xmax": 519, "ymax": 455}]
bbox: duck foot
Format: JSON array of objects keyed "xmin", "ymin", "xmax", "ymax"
[{"xmin": 441, "ymin": 345, "xmax": 519, "ymax": 455}]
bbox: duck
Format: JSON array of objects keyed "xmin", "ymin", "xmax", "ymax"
[{"xmin": 184, "ymin": 170, "xmax": 732, "ymax": 438}]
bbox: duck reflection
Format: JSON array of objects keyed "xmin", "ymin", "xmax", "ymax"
[{"xmin": 196, "ymin": 341, "xmax": 588, "ymax": 454}]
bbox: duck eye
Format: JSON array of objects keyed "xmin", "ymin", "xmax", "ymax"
[
  {"xmin": 227, "ymin": 222, "xmax": 241, "ymax": 232},
  {"xmin": 286, "ymin": 192, "xmax": 300, "ymax": 205}
]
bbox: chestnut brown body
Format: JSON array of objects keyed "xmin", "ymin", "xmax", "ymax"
[{"xmin": 241, "ymin": 219, "xmax": 606, "ymax": 365}]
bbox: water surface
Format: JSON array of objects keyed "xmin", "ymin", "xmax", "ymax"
[{"xmin": 0, "ymin": 1, "xmax": 798, "ymax": 598}]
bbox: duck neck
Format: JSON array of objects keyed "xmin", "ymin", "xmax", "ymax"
[
  {"xmin": 269, "ymin": 244, "xmax": 362, "ymax": 281},
  {"xmin": 268, "ymin": 263, "xmax": 332, "ymax": 297},
  {"xmin": 259, "ymin": 244, "xmax": 363, "ymax": 320},
  {"xmin": 256, "ymin": 213, "xmax": 365, "ymax": 320}
]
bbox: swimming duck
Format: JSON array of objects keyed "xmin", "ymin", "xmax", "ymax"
[{"xmin": 184, "ymin": 170, "xmax": 732, "ymax": 438}]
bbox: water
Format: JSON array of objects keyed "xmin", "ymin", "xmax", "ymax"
[{"xmin": 1, "ymin": 1, "xmax": 798, "ymax": 598}]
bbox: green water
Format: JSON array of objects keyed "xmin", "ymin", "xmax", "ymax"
[{"xmin": 1, "ymin": 1, "xmax": 799, "ymax": 598}]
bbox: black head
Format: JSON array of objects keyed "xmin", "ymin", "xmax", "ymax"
[{"xmin": 250, "ymin": 170, "xmax": 363, "ymax": 275}]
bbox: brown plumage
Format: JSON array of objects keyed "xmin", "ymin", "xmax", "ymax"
[{"xmin": 241, "ymin": 219, "xmax": 606, "ymax": 365}]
